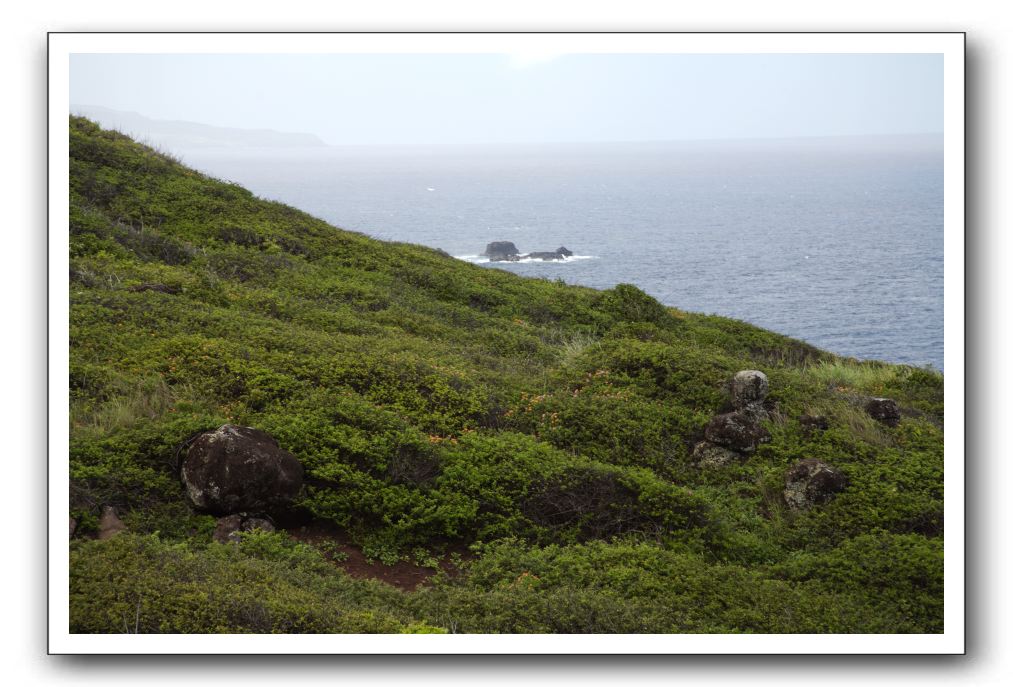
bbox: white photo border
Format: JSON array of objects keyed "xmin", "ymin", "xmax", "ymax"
[{"xmin": 48, "ymin": 31, "xmax": 965, "ymax": 655}]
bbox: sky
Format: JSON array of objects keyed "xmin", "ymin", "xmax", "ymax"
[{"xmin": 70, "ymin": 53, "xmax": 943, "ymax": 145}]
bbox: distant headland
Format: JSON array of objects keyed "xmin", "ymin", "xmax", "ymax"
[{"xmin": 69, "ymin": 104, "xmax": 328, "ymax": 149}]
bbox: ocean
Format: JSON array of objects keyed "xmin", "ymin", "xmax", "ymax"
[{"xmin": 179, "ymin": 135, "xmax": 944, "ymax": 370}]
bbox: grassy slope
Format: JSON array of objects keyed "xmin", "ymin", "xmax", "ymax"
[{"xmin": 68, "ymin": 116, "xmax": 944, "ymax": 633}]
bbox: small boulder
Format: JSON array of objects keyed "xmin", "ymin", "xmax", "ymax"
[
  {"xmin": 730, "ymin": 370, "xmax": 769, "ymax": 410},
  {"xmin": 482, "ymin": 241, "xmax": 520, "ymax": 262},
  {"xmin": 704, "ymin": 411, "xmax": 771, "ymax": 454},
  {"xmin": 783, "ymin": 459, "xmax": 849, "ymax": 511},
  {"xmin": 97, "ymin": 506, "xmax": 127, "ymax": 540},
  {"xmin": 799, "ymin": 414, "xmax": 830, "ymax": 433},
  {"xmin": 212, "ymin": 513, "xmax": 276, "ymax": 544},
  {"xmin": 865, "ymin": 397, "xmax": 901, "ymax": 427},
  {"xmin": 692, "ymin": 441, "xmax": 742, "ymax": 468},
  {"xmin": 212, "ymin": 514, "xmax": 244, "ymax": 543},
  {"xmin": 181, "ymin": 425, "xmax": 304, "ymax": 515}
]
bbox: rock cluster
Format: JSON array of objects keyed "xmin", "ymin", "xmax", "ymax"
[
  {"xmin": 482, "ymin": 242, "xmax": 574, "ymax": 262},
  {"xmin": 694, "ymin": 370, "xmax": 771, "ymax": 467},
  {"xmin": 181, "ymin": 424, "xmax": 304, "ymax": 515}
]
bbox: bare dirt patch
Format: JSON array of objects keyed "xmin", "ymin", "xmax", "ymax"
[{"xmin": 287, "ymin": 520, "xmax": 470, "ymax": 591}]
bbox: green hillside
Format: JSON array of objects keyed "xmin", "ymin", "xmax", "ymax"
[{"xmin": 67, "ymin": 116, "xmax": 944, "ymax": 634}]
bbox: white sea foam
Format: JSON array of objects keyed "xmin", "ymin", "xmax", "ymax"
[{"xmin": 454, "ymin": 254, "xmax": 599, "ymax": 265}]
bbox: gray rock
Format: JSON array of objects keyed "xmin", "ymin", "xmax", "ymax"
[
  {"xmin": 704, "ymin": 411, "xmax": 771, "ymax": 454},
  {"xmin": 181, "ymin": 425, "xmax": 304, "ymax": 515},
  {"xmin": 783, "ymin": 459, "xmax": 849, "ymax": 511},
  {"xmin": 692, "ymin": 441, "xmax": 742, "ymax": 468},
  {"xmin": 97, "ymin": 506, "xmax": 127, "ymax": 540},
  {"xmin": 865, "ymin": 397, "xmax": 901, "ymax": 427},
  {"xmin": 731, "ymin": 370, "xmax": 769, "ymax": 410},
  {"xmin": 69, "ymin": 516, "xmax": 77, "ymax": 539}
]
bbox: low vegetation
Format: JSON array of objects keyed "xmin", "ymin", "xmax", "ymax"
[{"xmin": 68, "ymin": 117, "xmax": 944, "ymax": 633}]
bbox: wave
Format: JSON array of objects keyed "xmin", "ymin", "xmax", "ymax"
[{"xmin": 455, "ymin": 255, "xmax": 599, "ymax": 265}]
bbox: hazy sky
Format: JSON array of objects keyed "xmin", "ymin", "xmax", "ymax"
[{"xmin": 70, "ymin": 53, "xmax": 942, "ymax": 145}]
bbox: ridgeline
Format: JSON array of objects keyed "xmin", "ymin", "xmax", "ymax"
[{"xmin": 68, "ymin": 116, "xmax": 944, "ymax": 634}]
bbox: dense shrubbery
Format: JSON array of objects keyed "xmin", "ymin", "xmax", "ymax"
[
  {"xmin": 408, "ymin": 535, "xmax": 943, "ymax": 633},
  {"xmin": 70, "ymin": 533, "xmax": 440, "ymax": 633},
  {"xmin": 67, "ymin": 117, "xmax": 944, "ymax": 634}
]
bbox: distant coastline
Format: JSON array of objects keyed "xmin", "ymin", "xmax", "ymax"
[{"xmin": 70, "ymin": 104, "xmax": 327, "ymax": 150}]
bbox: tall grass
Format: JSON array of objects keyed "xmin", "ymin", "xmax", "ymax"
[
  {"xmin": 70, "ymin": 375, "xmax": 192, "ymax": 438},
  {"xmin": 556, "ymin": 332, "xmax": 601, "ymax": 367},
  {"xmin": 806, "ymin": 359, "xmax": 899, "ymax": 394}
]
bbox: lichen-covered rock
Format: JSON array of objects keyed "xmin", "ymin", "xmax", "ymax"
[
  {"xmin": 212, "ymin": 513, "xmax": 277, "ymax": 544},
  {"xmin": 181, "ymin": 425, "xmax": 304, "ymax": 515},
  {"xmin": 704, "ymin": 411, "xmax": 771, "ymax": 454},
  {"xmin": 97, "ymin": 506, "xmax": 126, "ymax": 540},
  {"xmin": 865, "ymin": 397, "xmax": 901, "ymax": 427},
  {"xmin": 730, "ymin": 370, "xmax": 768, "ymax": 410},
  {"xmin": 783, "ymin": 459, "xmax": 849, "ymax": 511},
  {"xmin": 692, "ymin": 441, "xmax": 742, "ymax": 468}
]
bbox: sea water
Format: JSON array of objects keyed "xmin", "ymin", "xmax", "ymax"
[{"xmin": 179, "ymin": 135, "xmax": 944, "ymax": 370}]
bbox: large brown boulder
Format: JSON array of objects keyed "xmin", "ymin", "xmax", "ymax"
[
  {"xmin": 704, "ymin": 411, "xmax": 771, "ymax": 454},
  {"xmin": 181, "ymin": 425, "xmax": 303, "ymax": 515},
  {"xmin": 783, "ymin": 459, "xmax": 849, "ymax": 510}
]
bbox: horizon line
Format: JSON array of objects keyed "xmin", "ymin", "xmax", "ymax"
[{"xmin": 70, "ymin": 104, "xmax": 942, "ymax": 149}]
